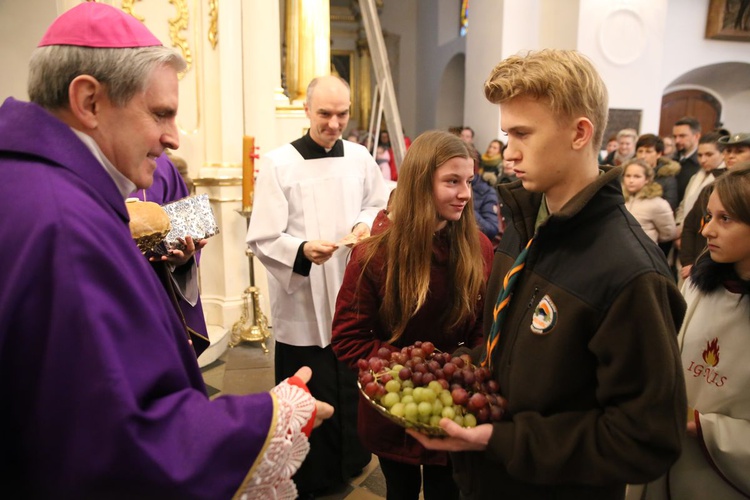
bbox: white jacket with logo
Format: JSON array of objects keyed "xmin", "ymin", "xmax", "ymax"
[{"xmin": 645, "ymin": 277, "xmax": 750, "ymax": 499}]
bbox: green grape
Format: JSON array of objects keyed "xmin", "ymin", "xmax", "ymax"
[
  {"xmin": 431, "ymin": 399, "xmax": 443, "ymax": 416},
  {"xmin": 404, "ymin": 402, "xmax": 419, "ymax": 421},
  {"xmin": 429, "ymin": 415, "xmax": 442, "ymax": 427},
  {"xmin": 439, "ymin": 390, "xmax": 454, "ymax": 407},
  {"xmin": 441, "ymin": 406, "xmax": 456, "ymax": 419},
  {"xmin": 412, "ymin": 387, "xmax": 425, "ymax": 403},
  {"xmin": 400, "ymin": 395, "xmax": 414, "ymax": 405},
  {"xmin": 401, "ymin": 379, "xmax": 414, "ymax": 389},
  {"xmin": 385, "ymin": 379, "xmax": 401, "ymax": 393},
  {"xmin": 453, "ymin": 414, "xmax": 464, "ymax": 426},
  {"xmin": 392, "ymin": 364, "xmax": 405, "ymax": 373},
  {"xmin": 418, "ymin": 413, "xmax": 431, "ymax": 424},
  {"xmin": 390, "ymin": 402, "xmax": 406, "ymax": 418},
  {"xmin": 427, "ymin": 380, "xmax": 443, "ymax": 395},
  {"xmin": 464, "ymin": 413, "xmax": 477, "ymax": 428},
  {"xmin": 381, "ymin": 391, "xmax": 400, "ymax": 409},
  {"xmin": 402, "ymin": 386, "xmax": 414, "ymax": 396},
  {"xmin": 421, "ymin": 389, "xmax": 436, "ymax": 404},
  {"xmin": 417, "ymin": 401, "xmax": 433, "ymax": 417}
]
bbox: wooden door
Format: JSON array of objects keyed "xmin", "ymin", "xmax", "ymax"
[{"xmin": 659, "ymin": 90, "xmax": 721, "ymax": 137}]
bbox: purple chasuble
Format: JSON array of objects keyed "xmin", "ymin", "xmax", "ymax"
[
  {"xmin": 130, "ymin": 154, "xmax": 211, "ymax": 345},
  {"xmin": 0, "ymin": 98, "xmax": 273, "ymax": 499}
]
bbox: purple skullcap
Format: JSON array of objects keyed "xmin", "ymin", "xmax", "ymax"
[{"xmin": 38, "ymin": 2, "xmax": 161, "ymax": 48}]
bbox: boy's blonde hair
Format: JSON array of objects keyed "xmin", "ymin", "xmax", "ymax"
[{"xmin": 484, "ymin": 49, "xmax": 608, "ymax": 157}]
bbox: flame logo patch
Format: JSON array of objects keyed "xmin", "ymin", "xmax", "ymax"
[
  {"xmin": 702, "ymin": 338, "xmax": 720, "ymax": 367},
  {"xmin": 530, "ymin": 295, "xmax": 557, "ymax": 335}
]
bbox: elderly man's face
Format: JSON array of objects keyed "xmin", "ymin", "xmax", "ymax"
[{"xmin": 95, "ymin": 64, "xmax": 180, "ymax": 189}]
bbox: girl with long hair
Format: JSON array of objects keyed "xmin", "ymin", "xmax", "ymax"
[{"xmin": 332, "ymin": 130, "xmax": 494, "ymax": 500}]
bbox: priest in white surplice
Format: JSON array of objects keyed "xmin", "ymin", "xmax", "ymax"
[{"xmin": 247, "ymin": 75, "xmax": 388, "ymax": 497}]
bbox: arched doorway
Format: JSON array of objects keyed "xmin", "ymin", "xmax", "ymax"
[
  {"xmin": 435, "ymin": 53, "xmax": 466, "ymax": 130},
  {"xmin": 659, "ymin": 89, "xmax": 721, "ymax": 137}
]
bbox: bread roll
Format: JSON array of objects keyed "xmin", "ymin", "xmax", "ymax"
[{"xmin": 125, "ymin": 199, "xmax": 171, "ymax": 253}]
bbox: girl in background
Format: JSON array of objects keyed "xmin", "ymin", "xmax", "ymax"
[
  {"xmin": 644, "ymin": 167, "xmax": 750, "ymax": 499},
  {"xmin": 622, "ymin": 158, "xmax": 677, "ymax": 244},
  {"xmin": 480, "ymin": 139, "xmax": 504, "ymax": 183},
  {"xmin": 332, "ymin": 130, "xmax": 494, "ymax": 500}
]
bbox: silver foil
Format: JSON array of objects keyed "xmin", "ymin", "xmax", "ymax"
[{"xmin": 154, "ymin": 194, "xmax": 219, "ymax": 255}]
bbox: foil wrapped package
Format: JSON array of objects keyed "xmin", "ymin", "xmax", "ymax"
[{"xmin": 153, "ymin": 194, "xmax": 219, "ymax": 255}]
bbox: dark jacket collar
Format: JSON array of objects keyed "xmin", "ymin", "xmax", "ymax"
[
  {"xmin": 291, "ymin": 131, "xmax": 345, "ymax": 160},
  {"xmin": 498, "ymin": 165, "xmax": 624, "ymax": 242}
]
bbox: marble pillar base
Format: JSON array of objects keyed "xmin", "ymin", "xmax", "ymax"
[{"xmin": 197, "ymin": 324, "xmax": 230, "ymax": 368}]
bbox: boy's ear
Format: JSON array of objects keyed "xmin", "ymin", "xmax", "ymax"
[{"xmin": 571, "ymin": 117, "xmax": 594, "ymax": 151}]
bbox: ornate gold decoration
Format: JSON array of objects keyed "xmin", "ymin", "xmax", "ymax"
[
  {"xmin": 208, "ymin": 0, "xmax": 218, "ymax": 49},
  {"xmin": 168, "ymin": 0, "xmax": 193, "ymax": 76},
  {"xmin": 120, "ymin": 0, "xmax": 145, "ymax": 22},
  {"xmin": 120, "ymin": 1, "xmax": 192, "ymax": 77}
]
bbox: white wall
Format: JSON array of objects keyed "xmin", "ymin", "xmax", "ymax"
[
  {"xmin": 436, "ymin": 53, "xmax": 466, "ymax": 129},
  {"xmin": 413, "ymin": 0, "xmax": 467, "ymax": 134},
  {"xmin": 0, "ymin": 0, "xmax": 57, "ymax": 103},
  {"xmin": 463, "ymin": 0, "xmax": 505, "ymax": 151},
  {"xmin": 378, "ymin": 0, "xmax": 750, "ymax": 145},
  {"xmin": 577, "ymin": 0, "xmax": 670, "ymax": 135}
]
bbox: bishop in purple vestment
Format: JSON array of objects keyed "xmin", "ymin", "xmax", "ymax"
[{"xmin": 0, "ymin": 3, "xmax": 329, "ymax": 499}]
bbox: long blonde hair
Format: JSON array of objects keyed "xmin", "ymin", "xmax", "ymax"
[{"xmin": 357, "ymin": 130, "xmax": 486, "ymax": 343}]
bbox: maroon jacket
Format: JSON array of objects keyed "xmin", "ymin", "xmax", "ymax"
[{"xmin": 331, "ymin": 210, "xmax": 494, "ymax": 465}]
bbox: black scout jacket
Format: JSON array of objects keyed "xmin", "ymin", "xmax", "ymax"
[{"xmin": 454, "ymin": 166, "xmax": 687, "ymax": 500}]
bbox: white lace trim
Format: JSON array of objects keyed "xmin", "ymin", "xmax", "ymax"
[{"xmin": 237, "ymin": 379, "xmax": 315, "ymax": 500}]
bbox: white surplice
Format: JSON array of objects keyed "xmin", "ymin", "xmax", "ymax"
[{"xmin": 246, "ymin": 140, "xmax": 388, "ymax": 348}]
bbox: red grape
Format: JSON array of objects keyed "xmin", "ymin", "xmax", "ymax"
[
  {"xmin": 364, "ymin": 382, "xmax": 379, "ymax": 398},
  {"xmin": 451, "ymin": 387, "xmax": 469, "ymax": 406},
  {"xmin": 490, "ymin": 405, "xmax": 504, "ymax": 422},
  {"xmin": 476, "ymin": 406, "xmax": 490, "ymax": 424},
  {"xmin": 467, "ymin": 392, "xmax": 487, "ymax": 412},
  {"xmin": 377, "ymin": 346, "xmax": 392, "ymax": 360},
  {"xmin": 368, "ymin": 357, "xmax": 384, "ymax": 372}
]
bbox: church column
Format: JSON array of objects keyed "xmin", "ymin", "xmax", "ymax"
[
  {"xmin": 285, "ymin": 0, "xmax": 331, "ymax": 103},
  {"xmin": 357, "ymin": 28, "xmax": 373, "ymax": 136}
]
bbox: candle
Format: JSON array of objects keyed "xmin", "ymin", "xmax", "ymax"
[{"xmin": 242, "ymin": 136, "xmax": 255, "ymax": 210}]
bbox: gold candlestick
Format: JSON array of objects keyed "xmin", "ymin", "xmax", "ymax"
[{"xmin": 230, "ymin": 210, "xmax": 271, "ymax": 352}]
